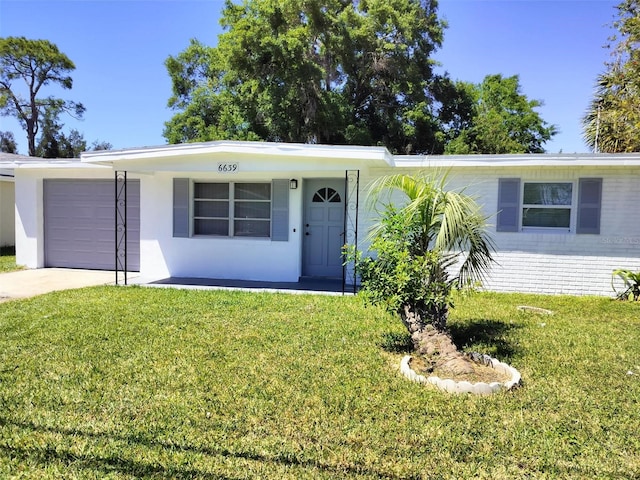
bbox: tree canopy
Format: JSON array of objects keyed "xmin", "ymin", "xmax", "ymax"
[
  {"xmin": 583, "ymin": 0, "xmax": 640, "ymax": 152},
  {"xmin": 35, "ymin": 110, "xmax": 111, "ymax": 158},
  {"xmin": 166, "ymin": 1, "xmax": 557, "ymax": 154},
  {"xmin": 0, "ymin": 36, "xmax": 85, "ymax": 156},
  {"xmin": 442, "ymin": 74, "xmax": 557, "ymax": 154},
  {"xmin": 0, "ymin": 131, "xmax": 18, "ymax": 154},
  {"xmin": 165, "ymin": 0, "xmax": 446, "ymax": 154}
]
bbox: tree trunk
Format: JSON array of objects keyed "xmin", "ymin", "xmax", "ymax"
[
  {"xmin": 26, "ymin": 118, "xmax": 36, "ymax": 157},
  {"xmin": 400, "ymin": 303, "xmax": 476, "ymax": 377}
]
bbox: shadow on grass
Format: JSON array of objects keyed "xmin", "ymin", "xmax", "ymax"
[
  {"xmin": 0, "ymin": 443, "xmax": 240, "ymax": 480},
  {"xmin": 448, "ymin": 318, "xmax": 521, "ymax": 358},
  {"xmin": 380, "ymin": 318, "xmax": 521, "ymax": 359},
  {"xmin": 0, "ymin": 246, "xmax": 15, "ymax": 257},
  {"xmin": 0, "ymin": 416, "xmax": 418, "ymax": 480}
]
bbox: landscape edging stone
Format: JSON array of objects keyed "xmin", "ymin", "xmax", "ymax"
[{"xmin": 400, "ymin": 354, "xmax": 521, "ymax": 395}]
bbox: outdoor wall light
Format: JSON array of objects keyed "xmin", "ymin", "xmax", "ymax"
[{"xmin": 290, "ymin": 179, "xmax": 298, "ymax": 189}]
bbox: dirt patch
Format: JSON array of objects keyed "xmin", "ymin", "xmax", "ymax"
[{"xmin": 410, "ymin": 354, "xmax": 511, "ymax": 383}]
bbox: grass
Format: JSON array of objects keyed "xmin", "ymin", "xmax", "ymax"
[
  {"xmin": 0, "ymin": 246, "xmax": 22, "ymax": 273},
  {"xmin": 0, "ymin": 286, "xmax": 638, "ymax": 479}
]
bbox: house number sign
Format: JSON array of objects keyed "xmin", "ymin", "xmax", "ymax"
[{"xmin": 217, "ymin": 163, "xmax": 239, "ymax": 173}]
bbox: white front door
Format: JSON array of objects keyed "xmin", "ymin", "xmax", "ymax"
[{"xmin": 302, "ymin": 179, "xmax": 345, "ymax": 278}]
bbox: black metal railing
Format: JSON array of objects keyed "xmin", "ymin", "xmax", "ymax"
[
  {"xmin": 115, "ymin": 171, "xmax": 128, "ymax": 285},
  {"xmin": 343, "ymin": 169, "xmax": 360, "ymax": 294}
]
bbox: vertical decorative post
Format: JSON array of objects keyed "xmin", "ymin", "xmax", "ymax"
[
  {"xmin": 115, "ymin": 171, "xmax": 128, "ymax": 285},
  {"xmin": 343, "ymin": 169, "xmax": 360, "ymax": 294}
]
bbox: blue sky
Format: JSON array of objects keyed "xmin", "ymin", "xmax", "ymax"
[{"xmin": 0, "ymin": 0, "xmax": 619, "ymax": 155}]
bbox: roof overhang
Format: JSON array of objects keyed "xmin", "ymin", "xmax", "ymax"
[
  {"xmin": 80, "ymin": 140, "xmax": 395, "ymax": 172},
  {"xmin": 0, "ymin": 158, "xmax": 109, "ymax": 170},
  {"xmin": 392, "ymin": 153, "xmax": 640, "ymax": 168},
  {"xmin": 4, "ymin": 143, "xmax": 640, "ymax": 172}
]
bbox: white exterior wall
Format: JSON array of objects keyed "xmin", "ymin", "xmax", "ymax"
[
  {"xmin": 14, "ymin": 171, "xmax": 42, "ymax": 267},
  {"xmin": 360, "ymin": 165, "xmax": 640, "ymax": 296},
  {"xmin": 10, "ymin": 143, "xmax": 640, "ymax": 297},
  {"xmin": 14, "ymin": 166, "xmax": 135, "ymax": 268},
  {"xmin": 12, "ymin": 149, "xmax": 365, "ymax": 281},
  {"xmin": 0, "ymin": 179, "xmax": 15, "ymax": 247},
  {"xmin": 140, "ymin": 170, "xmax": 348, "ymax": 282}
]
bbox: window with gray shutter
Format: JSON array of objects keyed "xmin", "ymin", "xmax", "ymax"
[
  {"xmin": 173, "ymin": 178, "xmax": 190, "ymax": 237},
  {"xmin": 497, "ymin": 178, "xmax": 521, "ymax": 232},
  {"xmin": 234, "ymin": 183, "xmax": 271, "ymax": 237},
  {"xmin": 271, "ymin": 179, "xmax": 289, "ymax": 241},
  {"xmin": 192, "ymin": 182, "xmax": 272, "ymax": 238},
  {"xmin": 576, "ymin": 178, "xmax": 602, "ymax": 234}
]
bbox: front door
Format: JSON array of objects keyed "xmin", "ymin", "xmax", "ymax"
[{"xmin": 302, "ymin": 179, "xmax": 345, "ymax": 278}]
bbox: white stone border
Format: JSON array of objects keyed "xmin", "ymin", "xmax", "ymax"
[{"xmin": 400, "ymin": 353, "xmax": 521, "ymax": 395}]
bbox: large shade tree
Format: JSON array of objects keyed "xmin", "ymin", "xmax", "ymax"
[
  {"xmin": 583, "ymin": 0, "xmax": 640, "ymax": 152},
  {"xmin": 354, "ymin": 173, "xmax": 495, "ymax": 375},
  {"xmin": 442, "ymin": 74, "xmax": 557, "ymax": 154},
  {"xmin": 165, "ymin": 0, "xmax": 446, "ymax": 154},
  {"xmin": 0, "ymin": 37, "xmax": 85, "ymax": 157}
]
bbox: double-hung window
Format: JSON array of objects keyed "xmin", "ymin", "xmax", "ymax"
[
  {"xmin": 193, "ymin": 182, "xmax": 271, "ymax": 238},
  {"xmin": 497, "ymin": 178, "xmax": 602, "ymax": 234},
  {"xmin": 521, "ymin": 182, "xmax": 572, "ymax": 230}
]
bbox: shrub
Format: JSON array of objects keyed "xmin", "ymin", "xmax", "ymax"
[{"xmin": 612, "ymin": 268, "xmax": 640, "ymax": 301}]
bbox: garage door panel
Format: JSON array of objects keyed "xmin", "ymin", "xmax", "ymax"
[{"xmin": 44, "ymin": 179, "xmax": 140, "ymax": 270}]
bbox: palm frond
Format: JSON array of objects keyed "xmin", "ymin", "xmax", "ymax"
[{"xmin": 365, "ymin": 172, "xmax": 496, "ymax": 285}]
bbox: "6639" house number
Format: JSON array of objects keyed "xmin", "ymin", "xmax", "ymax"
[{"xmin": 217, "ymin": 163, "xmax": 239, "ymax": 173}]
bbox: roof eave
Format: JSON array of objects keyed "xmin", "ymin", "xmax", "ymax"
[
  {"xmin": 81, "ymin": 140, "xmax": 395, "ymax": 167},
  {"xmin": 392, "ymin": 152, "xmax": 640, "ymax": 168}
]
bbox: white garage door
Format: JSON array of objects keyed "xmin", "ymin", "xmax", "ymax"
[{"xmin": 44, "ymin": 179, "xmax": 140, "ymax": 270}]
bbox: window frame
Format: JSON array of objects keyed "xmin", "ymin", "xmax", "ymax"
[
  {"xmin": 192, "ymin": 181, "xmax": 272, "ymax": 238},
  {"xmin": 520, "ymin": 181, "xmax": 574, "ymax": 232}
]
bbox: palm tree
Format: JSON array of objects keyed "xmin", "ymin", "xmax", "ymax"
[
  {"xmin": 356, "ymin": 172, "xmax": 495, "ymax": 375},
  {"xmin": 583, "ymin": 70, "xmax": 640, "ymax": 153},
  {"xmin": 582, "ymin": 0, "xmax": 640, "ymax": 153}
]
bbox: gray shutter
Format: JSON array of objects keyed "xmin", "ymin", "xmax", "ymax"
[
  {"xmin": 497, "ymin": 178, "xmax": 521, "ymax": 232},
  {"xmin": 576, "ymin": 178, "xmax": 602, "ymax": 234},
  {"xmin": 271, "ymin": 179, "xmax": 289, "ymax": 241},
  {"xmin": 173, "ymin": 178, "xmax": 189, "ymax": 238}
]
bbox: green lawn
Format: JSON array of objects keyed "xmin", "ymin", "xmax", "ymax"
[
  {"xmin": 0, "ymin": 247, "xmax": 22, "ymax": 273},
  {"xmin": 0, "ymin": 286, "xmax": 638, "ymax": 479}
]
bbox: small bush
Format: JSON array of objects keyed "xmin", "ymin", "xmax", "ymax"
[{"xmin": 612, "ymin": 268, "xmax": 640, "ymax": 301}]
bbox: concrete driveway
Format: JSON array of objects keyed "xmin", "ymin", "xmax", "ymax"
[{"xmin": 0, "ymin": 268, "xmax": 117, "ymax": 302}]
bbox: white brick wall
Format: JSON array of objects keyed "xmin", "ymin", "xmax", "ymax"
[
  {"xmin": 484, "ymin": 251, "xmax": 639, "ymax": 296},
  {"xmin": 356, "ymin": 165, "xmax": 640, "ymax": 296}
]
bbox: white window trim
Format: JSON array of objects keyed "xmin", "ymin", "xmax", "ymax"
[{"xmin": 520, "ymin": 180, "xmax": 575, "ymax": 234}]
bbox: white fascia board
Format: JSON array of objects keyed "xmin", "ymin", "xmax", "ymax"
[
  {"xmin": 393, "ymin": 153, "xmax": 640, "ymax": 168},
  {"xmin": 81, "ymin": 141, "xmax": 393, "ymax": 170},
  {"xmin": 80, "ymin": 140, "xmax": 394, "ymax": 168},
  {"xmin": 14, "ymin": 162, "xmax": 111, "ymax": 170},
  {"xmin": 0, "ymin": 157, "xmax": 90, "ymax": 168}
]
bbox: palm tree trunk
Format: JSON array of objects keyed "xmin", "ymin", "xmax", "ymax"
[{"xmin": 400, "ymin": 303, "xmax": 476, "ymax": 376}]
